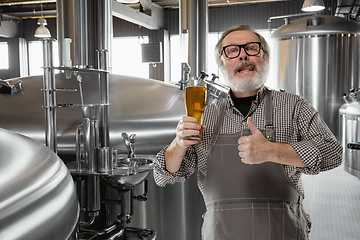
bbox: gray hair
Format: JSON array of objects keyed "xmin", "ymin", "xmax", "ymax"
[{"xmin": 214, "ymin": 25, "xmax": 270, "ymax": 67}]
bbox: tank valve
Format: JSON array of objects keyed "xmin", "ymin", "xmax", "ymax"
[
  {"xmin": 179, "ymin": 62, "xmax": 191, "ymax": 90},
  {"xmin": 211, "ymin": 73, "xmax": 219, "ymax": 83},
  {"xmin": 122, "ymin": 132, "xmax": 136, "ymax": 158},
  {"xmin": 0, "ymin": 80, "xmax": 22, "ymax": 94},
  {"xmin": 198, "ymin": 71, "xmax": 209, "ymax": 81}
]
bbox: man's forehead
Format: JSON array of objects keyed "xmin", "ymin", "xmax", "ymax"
[{"xmin": 223, "ymin": 30, "xmax": 260, "ymax": 44}]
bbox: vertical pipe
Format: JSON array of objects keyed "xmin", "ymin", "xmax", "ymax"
[
  {"xmin": 95, "ymin": 0, "xmax": 112, "ymax": 148},
  {"xmin": 86, "ymin": 175, "xmax": 100, "ymax": 216},
  {"xmin": 188, "ymin": 0, "xmax": 199, "ymax": 79},
  {"xmin": 58, "ymin": 0, "xmax": 112, "ymax": 148},
  {"xmin": 97, "ymin": 50, "xmax": 110, "ymax": 148},
  {"xmin": 57, "ymin": 0, "xmax": 64, "ymax": 66},
  {"xmin": 180, "ymin": 0, "xmax": 199, "ymax": 79},
  {"xmin": 179, "ymin": 0, "xmax": 188, "ymax": 31},
  {"xmin": 57, "ymin": 0, "xmax": 90, "ymax": 68},
  {"xmin": 95, "ymin": 0, "xmax": 112, "ymax": 70},
  {"xmin": 83, "ymin": 117, "xmax": 97, "ymax": 172},
  {"xmin": 198, "ymin": 0, "xmax": 208, "ymax": 74},
  {"xmin": 42, "ymin": 39, "xmax": 57, "ymax": 153}
]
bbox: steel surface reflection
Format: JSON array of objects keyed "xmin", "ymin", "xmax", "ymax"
[{"xmin": 0, "ymin": 128, "xmax": 79, "ymax": 240}]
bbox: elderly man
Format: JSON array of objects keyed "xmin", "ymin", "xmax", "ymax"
[{"xmin": 154, "ymin": 25, "xmax": 343, "ymax": 239}]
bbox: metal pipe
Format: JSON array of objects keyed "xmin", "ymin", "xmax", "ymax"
[
  {"xmin": 42, "ymin": 38, "xmax": 57, "ymax": 153},
  {"xmin": 267, "ymin": 12, "xmax": 316, "ymax": 33},
  {"xmin": 95, "ymin": 0, "xmax": 112, "ymax": 66},
  {"xmin": 86, "ymin": 175, "xmax": 100, "ymax": 216},
  {"xmin": 180, "ymin": 0, "xmax": 199, "ymax": 79},
  {"xmin": 97, "ymin": 50, "xmax": 110, "ymax": 148},
  {"xmin": 76, "ymin": 123, "xmax": 83, "ymax": 172},
  {"xmin": 57, "ymin": 0, "xmax": 89, "ymax": 69},
  {"xmin": 198, "ymin": 0, "xmax": 208, "ymax": 74},
  {"xmin": 188, "ymin": 0, "xmax": 199, "ymax": 79},
  {"xmin": 95, "ymin": 0, "xmax": 112, "ymax": 149}
]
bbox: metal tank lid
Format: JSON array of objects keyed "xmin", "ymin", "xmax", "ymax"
[
  {"xmin": 346, "ymin": 101, "xmax": 360, "ymax": 117},
  {"xmin": 271, "ymin": 15, "xmax": 360, "ymax": 39},
  {"xmin": 339, "ymin": 102, "xmax": 349, "ymax": 115}
]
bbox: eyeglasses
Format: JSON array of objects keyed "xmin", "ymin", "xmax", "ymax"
[{"xmin": 221, "ymin": 42, "xmax": 262, "ymax": 59}]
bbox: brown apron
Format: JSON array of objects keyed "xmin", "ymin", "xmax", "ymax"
[{"xmin": 202, "ymin": 89, "xmax": 309, "ymax": 240}]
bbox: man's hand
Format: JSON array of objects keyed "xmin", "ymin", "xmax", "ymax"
[
  {"xmin": 175, "ymin": 116, "xmax": 207, "ymax": 148},
  {"xmin": 164, "ymin": 116, "xmax": 207, "ymax": 173},
  {"xmin": 238, "ymin": 117, "xmax": 273, "ymax": 165},
  {"xmin": 238, "ymin": 117, "xmax": 306, "ymax": 168}
]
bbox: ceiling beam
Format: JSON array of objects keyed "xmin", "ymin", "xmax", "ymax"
[{"xmin": 112, "ymin": 0, "xmax": 164, "ymax": 30}]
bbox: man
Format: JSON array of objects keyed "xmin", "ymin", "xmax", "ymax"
[{"xmin": 153, "ymin": 25, "xmax": 343, "ymax": 239}]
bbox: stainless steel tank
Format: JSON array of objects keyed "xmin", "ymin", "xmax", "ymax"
[
  {"xmin": 0, "ymin": 127, "xmax": 79, "ymax": 240},
  {"xmin": 339, "ymin": 89, "xmax": 360, "ymax": 178},
  {"xmin": 0, "ymin": 73, "xmax": 184, "ymax": 158},
  {"xmin": 271, "ymin": 15, "xmax": 360, "ymax": 139},
  {"xmin": 0, "ymin": 73, "xmax": 206, "ymax": 240},
  {"xmin": 0, "ymin": 0, "xmax": 209, "ymax": 238}
]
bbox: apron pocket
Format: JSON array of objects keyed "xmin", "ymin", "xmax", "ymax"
[
  {"xmin": 203, "ymin": 201, "xmax": 308, "ymax": 240},
  {"xmin": 202, "ymin": 208, "xmax": 254, "ymax": 240}
]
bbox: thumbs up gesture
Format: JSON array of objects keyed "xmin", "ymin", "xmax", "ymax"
[{"xmin": 238, "ymin": 117, "xmax": 273, "ymax": 165}]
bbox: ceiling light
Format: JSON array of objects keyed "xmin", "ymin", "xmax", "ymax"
[
  {"xmin": 34, "ymin": 0, "xmax": 51, "ymax": 38},
  {"xmin": 34, "ymin": 17, "xmax": 51, "ymax": 38},
  {"xmin": 301, "ymin": 0, "xmax": 325, "ymax": 12},
  {"xmin": 115, "ymin": 0, "xmax": 140, "ymax": 3}
]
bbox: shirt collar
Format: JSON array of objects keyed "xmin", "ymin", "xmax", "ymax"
[{"xmin": 226, "ymin": 85, "xmax": 267, "ymax": 109}]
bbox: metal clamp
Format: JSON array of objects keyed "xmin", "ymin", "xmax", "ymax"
[{"xmin": 265, "ymin": 125, "xmax": 276, "ymax": 142}]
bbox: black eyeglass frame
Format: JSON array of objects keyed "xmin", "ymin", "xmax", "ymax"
[{"xmin": 221, "ymin": 42, "xmax": 262, "ymax": 59}]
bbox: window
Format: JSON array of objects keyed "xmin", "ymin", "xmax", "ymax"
[
  {"xmin": 0, "ymin": 42, "xmax": 9, "ymax": 70},
  {"xmin": 170, "ymin": 32, "xmax": 237, "ymax": 85},
  {"xmin": 112, "ymin": 37, "xmax": 149, "ymax": 78},
  {"xmin": 28, "ymin": 40, "xmax": 59, "ymax": 76},
  {"xmin": 28, "ymin": 38, "xmax": 148, "ymax": 78}
]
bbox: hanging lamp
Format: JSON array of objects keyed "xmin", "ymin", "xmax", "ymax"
[
  {"xmin": 301, "ymin": 0, "xmax": 325, "ymax": 12},
  {"xmin": 34, "ymin": 0, "xmax": 51, "ymax": 38}
]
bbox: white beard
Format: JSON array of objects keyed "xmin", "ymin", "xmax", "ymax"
[{"xmin": 220, "ymin": 60, "xmax": 269, "ymax": 93}]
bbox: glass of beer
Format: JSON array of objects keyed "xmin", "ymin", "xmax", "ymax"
[{"xmin": 185, "ymin": 78, "xmax": 207, "ymax": 140}]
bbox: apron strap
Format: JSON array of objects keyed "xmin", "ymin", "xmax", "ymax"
[
  {"xmin": 210, "ymin": 98, "xmax": 228, "ymax": 144},
  {"xmin": 263, "ymin": 88, "xmax": 276, "ymax": 142},
  {"xmin": 264, "ymin": 88, "xmax": 273, "ymax": 127}
]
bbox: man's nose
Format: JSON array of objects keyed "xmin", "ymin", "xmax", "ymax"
[{"xmin": 238, "ymin": 47, "xmax": 248, "ymax": 61}]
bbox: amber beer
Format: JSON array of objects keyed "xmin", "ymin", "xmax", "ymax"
[{"xmin": 185, "ymin": 84, "xmax": 207, "ymax": 140}]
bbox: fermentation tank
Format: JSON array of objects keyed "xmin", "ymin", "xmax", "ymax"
[
  {"xmin": 0, "ymin": 74, "xmax": 185, "ymax": 159},
  {"xmin": 0, "ymin": 0, "xmax": 215, "ymax": 238},
  {"xmin": 339, "ymin": 89, "xmax": 360, "ymax": 178},
  {"xmin": 0, "ymin": 127, "xmax": 79, "ymax": 240},
  {"xmin": 271, "ymin": 15, "xmax": 360, "ymax": 139},
  {"xmin": 0, "ymin": 72, "xmax": 208, "ymax": 239}
]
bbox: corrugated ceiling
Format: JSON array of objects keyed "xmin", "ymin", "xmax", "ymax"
[{"xmin": 0, "ymin": 0, "xmax": 359, "ymax": 21}]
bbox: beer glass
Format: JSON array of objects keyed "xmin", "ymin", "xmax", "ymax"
[{"xmin": 185, "ymin": 78, "xmax": 207, "ymax": 140}]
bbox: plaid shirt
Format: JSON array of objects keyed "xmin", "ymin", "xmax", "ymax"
[{"xmin": 153, "ymin": 86, "xmax": 343, "ymax": 198}]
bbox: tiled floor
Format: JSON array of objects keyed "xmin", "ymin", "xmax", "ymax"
[{"xmin": 302, "ymin": 163, "xmax": 360, "ymax": 240}]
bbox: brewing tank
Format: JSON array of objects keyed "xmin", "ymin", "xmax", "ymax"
[
  {"xmin": 0, "ymin": 73, "xmax": 206, "ymax": 239},
  {"xmin": 0, "ymin": 73, "xmax": 184, "ymax": 159},
  {"xmin": 0, "ymin": 127, "xmax": 79, "ymax": 240},
  {"xmin": 271, "ymin": 15, "xmax": 360, "ymax": 139},
  {"xmin": 339, "ymin": 90, "xmax": 360, "ymax": 178}
]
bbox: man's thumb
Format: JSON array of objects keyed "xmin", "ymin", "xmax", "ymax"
[{"xmin": 247, "ymin": 117, "xmax": 261, "ymax": 135}]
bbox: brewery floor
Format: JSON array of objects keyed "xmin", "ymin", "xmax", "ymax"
[{"xmin": 302, "ymin": 163, "xmax": 360, "ymax": 240}]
